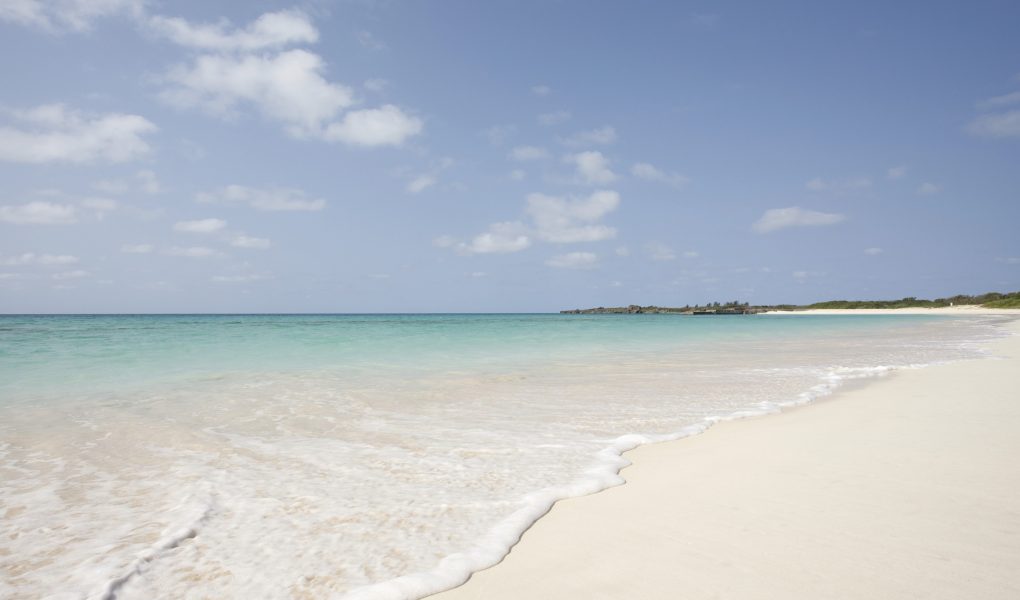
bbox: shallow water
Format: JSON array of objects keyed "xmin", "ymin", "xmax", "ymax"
[{"xmin": 0, "ymin": 314, "xmax": 1007, "ymax": 599}]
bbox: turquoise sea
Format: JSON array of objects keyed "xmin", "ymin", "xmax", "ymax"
[{"xmin": 0, "ymin": 313, "xmax": 1007, "ymax": 598}]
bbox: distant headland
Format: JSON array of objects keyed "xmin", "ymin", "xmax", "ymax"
[{"xmin": 561, "ymin": 291, "xmax": 1020, "ymax": 314}]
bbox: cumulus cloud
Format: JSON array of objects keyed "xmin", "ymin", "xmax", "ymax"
[
  {"xmin": 322, "ymin": 105, "xmax": 422, "ymax": 147},
  {"xmin": 887, "ymin": 165, "xmax": 907, "ymax": 179},
  {"xmin": 196, "ymin": 185, "xmax": 326, "ymax": 211},
  {"xmin": 165, "ymin": 246, "xmax": 219, "ymax": 258},
  {"xmin": 406, "ymin": 174, "xmax": 436, "ymax": 194},
  {"xmin": 976, "ymin": 91, "xmax": 1020, "ymax": 110},
  {"xmin": 967, "ymin": 110, "xmax": 1020, "ymax": 138},
  {"xmin": 458, "ymin": 222, "xmax": 531, "ymax": 254},
  {"xmin": 546, "ymin": 252, "xmax": 598, "ymax": 269},
  {"xmin": 531, "ymin": 85, "xmax": 552, "ymax": 96},
  {"xmin": 356, "ymin": 30, "xmax": 386, "ymax": 50},
  {"xmin": 160, "ymin": 50, "xmax": 353, "ymax": 135},
  {"xmin": 212, "ymin": 273, "xmax": 268, "ymax": 283},
  {"xmin": 0, "ymin": 0, "xmax": 143, "ymax": 32},
  {"xmin": 510, "ymin": 145, "xmax": 550, "ymax": 161},
  {"xmin": 566, "ymin": 151, "xmax": 617, "ymax": 185},
  {"xmin": 752, "ymin": 207, "xmax": 846, "ymax": 233},
  {"xmin": 364, "ymin": 78, "xmax": 388, "ymax": 93},
  {"xmin": 174, "ymin": 218, "xmax": 226, "ymax": 233},
  {"xmin": 81, "ymin": 197, "xmax": 117, "ymax": 213},
  {"xmin": 0, "ymin": 252, "xmax": 78, "ymax": 266},
  {"xmin": 560, "ymin": 126, "xmax": 617, "ymax": 147},
  {"xmin": 805, "ymin": 177, "xmax": 871, "ymax": 192},
  {"xmin": 538, "ymin": 110, "xmax": 571, "ymax": 126},
  {"xmin": 645, "ymin": 242, "xmax": 675, "ymax": 261},
  {"xmin": 630, "ymin": 162, "xmax": 690, "ymax": 188},
  {"xmin": 0, "ymin": 201, "xmax": 77, "ymax": 225},
  {"xmin": 917, "ymin": 182, "xmax": 941, "ymax": 195},
  {"xmin": 526, "ymin": 189, "xmax": 619, "ymax": 243},
  {"xmin": 864, "ymin": 247, "xmax": 883, "ymax": 255},
  {"xmin": 121, "ymin": 243, "xmax": 154, "ymax": 254},
  {"xmin": 95, "ymin": 169, "xmax": 163, "ymax": 195},
  {"xmin": 159, "ymin": 41, "xmax": 423, "ymax": 146},
  {"xmin": 147, "ymin": 10, "xmax": 317, "ymax": 51},
  {"xmin": 231, "ymin": 235, "xmax": 270, "ymax": 248},
  {"xmin": 52, "ymin": 269, "xmax": 89, "ymax": 280},
  {"xmin": 0, "ymin": 104, "xmax": 156, "ymax": 164},
  {"xmin": 484, "ymin": 124, "xmax": 516, "ymax": 146}
]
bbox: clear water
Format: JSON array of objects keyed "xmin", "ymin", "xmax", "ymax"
[{"xmin": 0, "ymin": 313, "xmax": 1008, "ymax": 599}]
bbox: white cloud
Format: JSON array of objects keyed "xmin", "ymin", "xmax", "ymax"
[
  {"xmin": 509, "ymin": 169, "xmax": 526, "ymax": 181},
  {"xmin": 917, "ymin": 182, "xmax": 941, "ymax": 195},
  {"xmin": 682, "ymin": 250, "xmax": 700, "ymax": 258},
  {"xmin": 615, "ymin": 245, "xmax": 630, "ymax": 256},
  {"xmin": 560, "ymin": 126, "xmax": 617, "ymax": 147},
  {"xmin": 356, "ymin": 30, "xmax": 386, "ymax": 50},
  {"xmin": 147, "ymin": 10, "xmax": 317, "ymax": 51},
  {"xmin": 805, "ymin": 176, "xmax": 871, "ymax": 192},
  {"xmin": 52, "ymin": 269, "xmax": 89, "ymax": 280},
  {"xmin": 645, "ymin": 242, "xmax": 675, "ymax": 261},
  {"xmin": 432, "ymin": 235, "xmax": 456, "ymax": 248},
  {"xmin": 526, "ymin": 189, "xmax": 619, "ymax": 243},
  {"xmin": 95, "ymin": 169, "xmax": 163, "ymax": 195},
  {"xmin": 510, "ymin": 145, "xmax": 549, "ymax": 161},
  {"xmin": 406, "ymin": 174, "xmax": 436, "ymax": 194},
  {"xmin": 135, "ymin": 169, "xmax": 162, "ymax": 194},
  {"xmin": 0, "ymin": 201, "xmax": 77, "ymax": 224},
  {"xmin": 0, "ymin": 252, "xmax": 78, "ymax": 266},
  {"xmin": 174, "ymin": 218, "xmax": 226, "ymax": 233},
  {"xmin": 162, "ymin": 49, "xmax": 423, "ymax": 146},
  {"xmin": 0, "ymin": 104, "xmax": 156, "ymax": 164},
  {"xmin": 864, "ymin": 247, "xmax": 883, "ymax": 255},
  {"xmin": 166, "ymin": 246, "xmax": 219, "ymax": 258},
  {"xmin": 458, "ymin": 221, "xmax": 531, "ymax": 254},
  {"xmin": 887, "ymin": 166, "xmax": 907, "ymax": 179},
  {"xmin": 966, "ymin": 110, "xmax": 1020, "ymax": 138},
  {"xmin": 484, "ymin": 124, "xmax": 516, "ymax": 146},
  {"xmin": 0, "ymin": 0, "xmax": 143, "ymax": 32},
  {"xmin": 546, "ymin": 252, "xmax": 598, "ymax": 269},
  {"xmin": 630, "ymin": 162, "xmax": 690, "ymax": 188},
  {"xmin": 121, "ymin": 243, "xmax": 153, "ymax": 254},
  {"xmin": 231, "ymin": 235, "xmax": 271, "ymax": 249},
  {"xmin": 538, "ymin": 110, "xmax": 571, "ymax": 126},
  {"xmin": 212, "ymin": 274, "xmax": 268, "ymax": 283},
  {"xmin": 792, "ymin": 270, "xmax": 809, "ymax": 280},
  {"xmin": 566, "ymin": 151, "xmax": 616, "ymax": 185},
  {"xmin": 531, "ymin": 85, "xmax": 551, "ymax": 96},
  {"xmin": 364, "ymin": 78, "xmax": 388, "ymax": 93},
  {"xmin": 998, "ymin": 257, "xmax": 1020, "ymax": 265},
  {"xmin": 81, "ymin": 197, "xmax": 117, "ymax": 212},
  {"xmin": 976, "ymin": 91, "xmax": 1020, "ymax": 110},
  {"xmin": 322, "ymin": 105, "xmax": 423, "ymax": 147},
  {"xmin": 752, "ymin": 207, "xmax": 846, "ymax": 233},
  {"xmin": 161, "ymin": 50, "xmax": 354, "ymax": 137},
  {"xmin": 196, "ymin": 185, "xmax": 326, "ymax": 211}
]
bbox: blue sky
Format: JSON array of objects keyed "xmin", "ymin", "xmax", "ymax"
[{"xmin": 1, "ymin": 0, "xmax": 1018, "ymax": 312}]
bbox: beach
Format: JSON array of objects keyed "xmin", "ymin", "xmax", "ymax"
[
  {"xmin": 1, "ymin": 312, "xmax": 1014, "ymax": 598},
  {"xmin": 433, "ymin": 313, "xmax": 1020, "ymax": 599}
]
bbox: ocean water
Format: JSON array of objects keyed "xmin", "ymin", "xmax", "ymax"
[{"xmin": 0, "ymin": 313, "xmax": 1008, "ymax": 599}]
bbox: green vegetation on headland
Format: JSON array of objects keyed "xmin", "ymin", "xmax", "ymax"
[{"xmin": 560, "ymin": 291, "xmax": 1020, "ymax": 314}]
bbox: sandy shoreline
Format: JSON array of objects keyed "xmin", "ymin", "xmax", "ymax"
[
  {"xmin": 763, "ymin": 305, "xmax": 1018, "ymax": 315},
  {"xmin": 432, "ymin": 316, "xmax": 1020, "ymax": 599}
]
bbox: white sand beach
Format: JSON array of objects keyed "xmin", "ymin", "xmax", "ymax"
[
  {"xmin": 432, "ymin": 316, "xmax": 1020, "ymax": 600},
  {"xmin": 764, "ymin": 305, "xmax": 1018, "ymax": 315}
]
